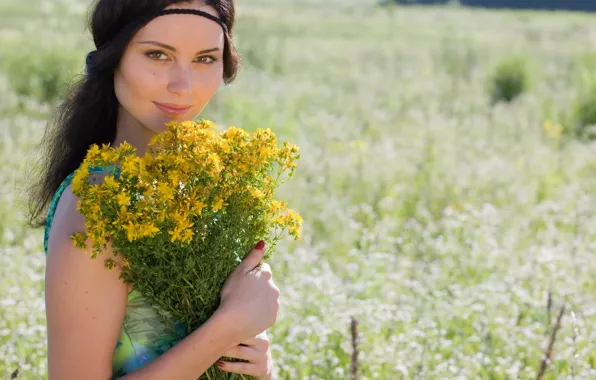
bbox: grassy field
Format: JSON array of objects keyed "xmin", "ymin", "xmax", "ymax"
[{"xmin": 2, "ymin": 0, "xmax": 596, "ymax": 378}]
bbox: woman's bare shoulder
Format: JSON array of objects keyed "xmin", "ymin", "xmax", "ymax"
[
  {"xmin": 45, "ymin": 177, "xmax": 129, "ymax": 379},
  {"xmin": 47, "ymin": 171, "xmax": 123, "ymax": 264}
]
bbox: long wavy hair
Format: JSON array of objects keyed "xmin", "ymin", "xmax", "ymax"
[{"xmin": 25, "ymin": 0, "xmax": 239, "ymax": 228}]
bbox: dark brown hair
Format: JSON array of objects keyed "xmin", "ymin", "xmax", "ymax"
[{"xmin": 26, "ymin": 0, "xmax": 238, "ymax": 228}]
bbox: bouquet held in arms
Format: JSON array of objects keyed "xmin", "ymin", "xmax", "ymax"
[{"xmin": 70, "ymin": 120, "xmax": 302, "ymax": 379}]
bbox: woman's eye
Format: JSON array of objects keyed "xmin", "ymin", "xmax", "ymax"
[
  {"xmin": 196, "ymin": 56, "xmax": 217, "ymax": 64},
  {"xmin": 146, "ymin": 51, "xmax": 168, "ymax": 61}
]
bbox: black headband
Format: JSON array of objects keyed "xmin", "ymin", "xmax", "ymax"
[
  {"xmin": 156, "ymin": 9, "xmax": 228, "ymax": 34},
  {"xmin": 86, "ymin": 8, "xmax": 227, "ymax": 75}
]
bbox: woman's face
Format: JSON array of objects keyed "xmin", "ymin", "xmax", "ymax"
[{"xmin": 114, "ymin": 1, "xmax": 224, "ymax": 136}]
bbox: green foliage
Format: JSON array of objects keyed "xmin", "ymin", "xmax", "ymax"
[
  {"xmin": 562, "ymin": 52, "xmax": 596, "ymax": 140},
  {"xmin": 435, "ymin": 36, "xmax": 479, "ymax": 82},
  {"xmin": 566, "ymin": 82, "xmax": 596, "ymax": 140},
  {"xmin": 233, "ymin": 17, "xmax": 286, "ymax": 75},
  {"xmin": 486, "ymin": 55, "xmax": 533, "ymax": 104},
  {"xmin": 2, "ymin": 46, "xmax": 81, "ymax": 104}
]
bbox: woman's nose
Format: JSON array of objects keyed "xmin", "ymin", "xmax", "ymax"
[{"xmin": 167, "ymin": 63, "xmax": 193, "ymax": 96}]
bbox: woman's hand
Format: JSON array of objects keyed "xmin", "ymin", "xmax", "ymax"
[
  {"xmin": 217, "ymin": 331, "xmax": 273, "ymax": 379},
  {"xmin": 218, "ymin": 241, "xmax": 280, "ymax": 343}
]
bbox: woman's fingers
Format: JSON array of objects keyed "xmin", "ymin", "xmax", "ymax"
[
  {"xmin": 240, "ymin": 331, "xmax": 269, "ymax": 350},
  {"xmin": 219, "ymin": 332, "xmax": 272, "ymax": 378},
  {"xmin": 237, "ymin": 241, "xmax": 266, "ymax": 274},
  {"xmin": 222, "ymin": 344, "xmax": 262, "ymax": 362},
  {"xmin": 217, "ymin": 359, "xmax": 268, "ymax": 378}
]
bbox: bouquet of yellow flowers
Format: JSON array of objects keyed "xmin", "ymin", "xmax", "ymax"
[{"xmin": 69, "ymin": 120, "xmax": 301, "ymax": 379}]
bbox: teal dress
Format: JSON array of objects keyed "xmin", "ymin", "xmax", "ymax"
[{"xmin": 44, "ymin": 166, "xmax": 186, "ymax": 378}]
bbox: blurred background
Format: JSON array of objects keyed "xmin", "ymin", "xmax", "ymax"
[
  {"xmin": 388, "ymin": 0, "xmax": 596, "ymax": 12},
  {"xmin": 2, "ymin": 0, "xmax": 596, "ymax": 378}
]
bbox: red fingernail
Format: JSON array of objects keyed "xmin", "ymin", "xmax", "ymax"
[
  {"xmin": 255, "ymin": 240, "xmax": 265, "ymax": 250},
  {"xmin": 217, "ymin": 360, "xmax": 225, "ymax": 367}
]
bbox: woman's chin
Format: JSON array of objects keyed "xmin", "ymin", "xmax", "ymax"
[
  {"xmin": 157, "ymin": 115, "xmax": 194, "ymax": 128},
  {"xmin": 147, "ymin": 114, "xmax": 197, "ymax": 135},
  {"xmin": 149, "ymin": 119, "xmax": 171, "ymax": 134}
]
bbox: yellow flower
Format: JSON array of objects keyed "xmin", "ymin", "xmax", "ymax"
[
  {"xmin": 287, "ymin": 210, "xmax": 303, "ymax": 234},
  {"xmin": 181, "ymin": 229, "xmax": 194, "ymax": 243},
  {"xmin": 105, "ymin": 259, "xmax": 117, "ymax": 270},
  {"xmin": 156, "ymin": 209, "xmax": 167, "ymax": 223},
  {"xmin": 285, "ymin": 142, "xmax": 299, "ymax": 153},
  {"xmin": 116, "ymin": 192, "xmax": 131, "ymax": 208},
  {"xmin": 224, "ymin": 126, "xmax": 246, "ymax": 141},
  {"xmin": 543, "ymin": 120, "xmax": 563, "ymax": 139},
  {"xmin": 171, "ymin": 211, "xmax": 185, "ymax": 224},
  {"xmin": 193, "ymin": 200, "xmax": 206, "ymax": 215},
  {"xmin": 250, "ymin": 188, "xmax": 264, "ymax": 199},
  {"xmin": 142, "ymin": 183, "xmax": 155, "ymax": 198},
  {"xmin": 168, "ymin": 170, "xmax": 181, "ymax": 187},
  {"xmin": 72, "ymin": 166, "xmax": 89, "ymax": 194},
  {"xmin": 171, "ymin": 211, "xmax": 193, "ymax": 230},
  {"xmin": 157, "ymin": 182, "xmax": 175, "ymax": 202},
  {"xmin": 141, "ymin": 153, "xmax": 155, "ymax": 167},
  {"xmin": 207, "ymin": 153, "xmax": 222, "ymax": 174},
  {"xmin": 168, "ymin": 227, "xmax": 183, "ymax": 242},
  {"xmin": 269, "ymin": 200, "xmax": 286, "ymax": 212},
  {"xmin": 218, "ymin": 139, "xmax": 231, "ymax": 153},
  {"xmin": 122, "ymin": 155, "xmax": 140, "ymax": 176},
  {"xmin": 104, "ymin": 176, "xmax": 118, "ymax": 190},
  {"xmin": 89, "ymin": 204, "xmax": 100, "ymax": 216},
  {"xmin": 94, "ymin": 220, "xmax": 107, "ymax": 235},
  {"xmin": 180, "ymin": 120, "xmax": 195, "ymax": 130},
  {"xmin": 124, "ymin": 221, "xmax": 137, "ymax": 242},
  {"xmin": 121, "ymin": 259, "xmax": 131, "ymax": 269},
  {"xmin": 71, "ymin": 232, "xmax": 88, "ymax": 250},
  {"xmin": 101, "ymin": 149, "xmax": 117, "ymax": 163},
  {"xmin": 289, "ymin": 225, "xmax": 301, "ymax": 239},
  {"xmin": 236, "ymin": 162, "xmax": 249, "ymax": 174},
  {"xmin": 117, "ymin": 141, "xmax": 136, "ymax": 153},
  {"xmin": 88, "ymin": 230, "xmax": 107, "ymax": 254},
  {"xmin": 212, "ymin": 197, "xmax": 226, "ymax": 212},
  {"xmin": 139, "ymin": 223, "xmax": 159, "ymax": 238},
  {"xmin": 87, "ymin": 144, "xmax": 101, "ymax": 160}
]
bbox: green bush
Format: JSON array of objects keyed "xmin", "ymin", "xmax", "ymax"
[
  {"xmin": 566, "ymin": 80, "xmax": 596, "ymax": 140},
  {"xmin": 569, "ymin": 52, "xmax": 596, "ymax": 89},
  {"xmin": 561, "ymin": 53, "xmax": 596, "ymax": 140},
  {"xmin": 2, "ymin": 47, "xmax": 81, "ymax": 104},
  {"xmin": 486, "ymin": 55, "xmax": 532, "ymax": 104},
  {"xmin": 539, "ymin": 52, "xmax": 596, "ymax": 142},
  {"xmin": 436, "ymin": 37, "xmax": 479, "ymax": 82}
]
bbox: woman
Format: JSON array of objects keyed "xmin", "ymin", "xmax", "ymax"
[{"xmin": 26, "ymin": 0, "xmax": 280, "ymax": 379}]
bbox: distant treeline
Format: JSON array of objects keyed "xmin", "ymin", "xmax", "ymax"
[{"xmin": 386, "ymin": 0, "xmax": 596, "ymax": 12}]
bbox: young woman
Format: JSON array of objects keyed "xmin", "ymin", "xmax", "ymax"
[{"xmin": 26, "ymin": 1, "xmax": 280, "ymax": 379}]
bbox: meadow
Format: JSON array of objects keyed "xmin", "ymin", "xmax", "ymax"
[{"xmin": 1, "ymin": 0, "xmax": 596, "ymax": 378}]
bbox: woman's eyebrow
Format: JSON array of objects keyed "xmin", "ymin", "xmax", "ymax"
[{"xmin": 137, "ymin": 40, "xmax": 220, "ymax": 54}]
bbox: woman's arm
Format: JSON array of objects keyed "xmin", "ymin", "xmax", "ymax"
[
  {"xmin": 45, "ymin": 186, "xmax": 240, "ymax": 380},
  {"xmin": 119, "ymin": 311, "xmax": 239, "ymax": 380}
]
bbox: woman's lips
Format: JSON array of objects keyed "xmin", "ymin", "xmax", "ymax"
[{"xmin": 153, "ymin": 102, "xmax": 191, "ymax": 116}]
